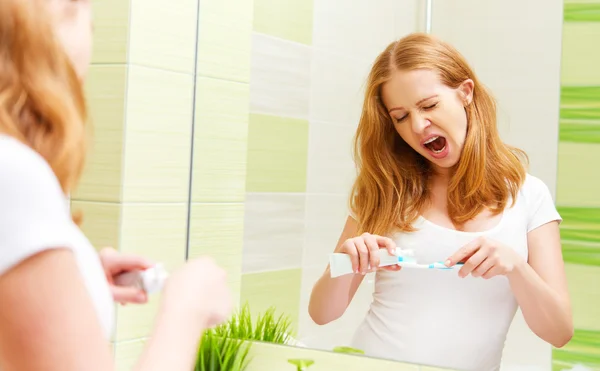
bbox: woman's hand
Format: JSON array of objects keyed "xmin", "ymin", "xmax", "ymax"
[
  {"xmin": 445, "ymin": 236, "xmax": 525, "ymax": 279},
  {"xmin": 336, "ymin": 233, "xmax": 400, "ymax": 275},
  {"xmin": 98, "ymin": 247, "xmax": 154, "ymax": 305}
]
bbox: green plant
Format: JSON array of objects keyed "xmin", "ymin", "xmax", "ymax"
[
  {"xmin": 213, "ymin": 303, "xmax": 295, "ymax": 344},
  {"xmin": 288, "ymin": 358, "xmax": 315, "ymax": 371},
  {"xmin": 332, "ymin": 346, "xmax": 365, "ymax": 355},
  {"xmin": 195, "ymin": 330, "xmax": 251, "ymax": 371}
]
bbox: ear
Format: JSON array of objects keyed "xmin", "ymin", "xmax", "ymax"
[{"xmin": 457, "ymin": 79, "xmax": 474, "ymax": 106}]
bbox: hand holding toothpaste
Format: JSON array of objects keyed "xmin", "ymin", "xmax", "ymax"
[{"xmin": 334, "ymin": 233, "xmax": 401, "ymax": 275}]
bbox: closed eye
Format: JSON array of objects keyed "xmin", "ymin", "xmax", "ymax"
[{"xmin": 423, "ymin": 102, "xmax": 438, "ymax": 110}]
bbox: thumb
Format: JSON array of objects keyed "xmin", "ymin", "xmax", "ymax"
[{"xmin": 111, "ymin": 285, "xmax": 148, "ymax": 304}]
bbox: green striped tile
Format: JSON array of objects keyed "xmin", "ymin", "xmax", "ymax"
[
  {"xmin": 253, "ymin": 0, "xmax": 314, "ymax": 45},
  {"xmin": 564, "ymin": 3, "xmax": 600, "ymax": 22},
  {"xmin": 552, "ymin": 329, "xmax": 600, "ymax": 371},
  {"xmin": 560, "ymin": 86, "xmax": 600, "ymax": 143},
  {"xmin": 246, "ymin": 113, "xmax": 309, "ymax": 193},
  {"xmin": 558, "ymin": 207, "xmax": 600, "ymax": 266},
  {"xmin": 240, "ymin": 268, "xmax": 302, "ymax": 332}
]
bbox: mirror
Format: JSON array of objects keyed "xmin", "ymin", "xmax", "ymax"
[{"xmin": 235, "ymin": 0, "xmax": 573, "ymax": 370}]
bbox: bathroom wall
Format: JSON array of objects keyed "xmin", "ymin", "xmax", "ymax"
[
  {"xmin": 238, "ymin": 0, "xmax": 421, "ymax": 342},
  {"xmin": 429, "ymin": 1, "xmax": 564, "ymax": 369},
  {"xmin": 78, "ymin": 0, "xmax": 252, "ymax": 369},
  {"xmin": 552, "ymin": 2, "xmax": 600, "ymax": 370}
]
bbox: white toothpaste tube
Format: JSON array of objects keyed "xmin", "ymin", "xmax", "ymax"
[
  {"xmin": 114, "ymin": 263, "xmax": 169, "ymax": 294},
  {"xmin": 328, "ymin": 248, "xmax": 464, "ymax": 278}
]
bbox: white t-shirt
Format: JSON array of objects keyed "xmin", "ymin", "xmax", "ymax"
[
  {"xmin": 350, "ymin": 174, "xmax": 562, "ymax": 371},
  {"xmin": 0, "ymin": 135, "xmax": 114, "ymax": 338}
]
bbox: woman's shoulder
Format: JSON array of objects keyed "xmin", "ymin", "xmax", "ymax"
[
  {"xmin": 519, "ymin": 173, "xmax": 553, "ymax": 197},
  {"xmin": 0, "ymin": 134, "xmax": 65, "ymax": 206}
]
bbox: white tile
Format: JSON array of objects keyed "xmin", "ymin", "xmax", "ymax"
[
  {"xmin": 242, "ymin": 193, "xmax": 305, "ymax": 273},
  {"xmin": 302, "ymin": 194, "xmax": 349, "ymax": 267},
  {"xmin": 312, "ymin": 0, "xmax": 418, "ymax": 60},
  {"xmin": 431, "ymin": 0, "xmax": 562, "ymax": 193},
  {"xmin": 308, "ymin": 49, "xmax": 372, "ymax": 126},
  {"xmin": 306, "ymin": 121, "xmax": 356, "ymax": 194},
  {"xmin": 249, "ymin": 33, "xmax": 311, "ymax": 119}
]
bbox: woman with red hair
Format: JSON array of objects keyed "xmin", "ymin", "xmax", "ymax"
[
  {"xmin": 309, "ymin": 33, "xmax": 573, "ymax": 371},
  {"xmin": 0, "ymin": 1, "xmax": 232, "ymax": 370}
]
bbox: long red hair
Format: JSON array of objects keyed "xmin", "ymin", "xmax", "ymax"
[
  {"xmin": 0, "ymin": 0, "xmax": 88, "ymax": 197},
  {"xmin": 350, "ymin": 33, "xmax": 527, "ymax": 235}
]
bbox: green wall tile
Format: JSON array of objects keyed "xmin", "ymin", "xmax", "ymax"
[
  {"xmin": 253, "ymin": 0, "xmax": 314, "ymax": 45},
  {"xmin": 552, "ymin": 329, "xmax": 600, "ymax": 371},
  {"xmin": 246, "ymin": 113, "xmax": 309, "ymax": 193},
  {"xmin": 241, "ymin": 268, "xmax": 302, "ymax": 332},
  {"xmin": 557, "ymin": 142, "xmax": 600, "ymax": 207},
  {"xmin": 561, "ymin": 23, "xmax": 600, "ymax": 85},
  {"xmin": 564, "ymin": 3, "xmax": 600, "ymax": 22},
  {"xmin": 560, "ymin": 86, "xmax": 600, "ymax": 144},
  {"xmin": 564, "ymin": 263, "xmax": 600, "ymax": 330},
  {"xmin": 558, "ymin": 208, "xmax": 600, "ymax": 266}
]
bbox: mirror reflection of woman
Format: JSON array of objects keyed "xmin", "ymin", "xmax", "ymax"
[
  {"xmin": 308, "ymin": 33, "xmax": 573, "ymax": 371},
  {"xmin": 0, "ymin": 1, "xmax": 232, "ymax": 370}
]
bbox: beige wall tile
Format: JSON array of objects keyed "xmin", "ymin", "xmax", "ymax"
[
  {"xmin": 114, "ymin": 203, "xmax": 188, "ymax": 341},
  {"xmin": 196, "ymin": 0, "xmax": 253, "ymax": 82},
  {"xmin": 122, "ymin": 66, "xmax": 194, "ymax": 203},
  {"xmin": 188, "ymin": 202, "xmax": 245, "ymax": 304},
  {"xmin": 71, "ymin": 201, "xmax": 121, "ymax": 252},
  {"xmin": 74, "ymin": 65, "xmax": 127, "ymax": 202},
  {"xmin": 129, "ymin": 0, "xmax": 198, "ymax": 74},
  {"xmin": 191, "ymin": 78, "xmax": 249, "ymax": 203},
  {"xmin": 91, "ymin": 0, "xmax": 130, "ymax": 64}
]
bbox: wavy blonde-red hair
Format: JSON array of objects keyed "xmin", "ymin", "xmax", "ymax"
[
  {"xmin": 350, "ymin": 33, "xmax": 527, "ymax": 235},
  {"xmin": 0, "ymin": 0, "xmax": 88, "ymax": 198}
]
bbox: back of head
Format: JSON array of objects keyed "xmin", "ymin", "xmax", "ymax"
[
  {"xmin": 350, "ymin": 33, "xmax": 526, "ymax": 235},
  {"xmin": 0, "ymin": 0, "xmax": 88, "ymax": 194}
]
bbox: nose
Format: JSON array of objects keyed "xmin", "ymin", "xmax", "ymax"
[{"xmin": 411, "ymin": 114, "xmax": 431, "ymax": 135}]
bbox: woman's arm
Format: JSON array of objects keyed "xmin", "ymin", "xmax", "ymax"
[
  {"xmin": 508, "ymin": 221, "xmax": 573, "ymax": 348},
  {"xmin": 0, "ymin": 248, "xmax": 212, "ymax": 371},
  {"xmin": 308, "ymin": 217, "xmax": 366, "ymax": 325}
]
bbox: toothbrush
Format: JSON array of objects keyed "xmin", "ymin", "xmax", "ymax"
[{"xmin": 328, "ymin": 248, "xmax": 463, "ymax": 278}]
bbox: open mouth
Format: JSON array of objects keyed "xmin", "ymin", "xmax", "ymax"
[{"xmin": 423, "ymin": 136, "xmax": 447, "ymax": 154}]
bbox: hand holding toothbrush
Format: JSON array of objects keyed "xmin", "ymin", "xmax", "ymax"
[
  {"xmin": 335, "ymin": 233, "xmax": 401, "ymax": 275},
  {"xmin": 445, "ymin": 236, "xmax": 524, "ymax": 279}
]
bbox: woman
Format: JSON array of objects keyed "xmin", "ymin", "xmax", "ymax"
[
  {"xmin": 0, "ymin": 1, "xmax": 232, "ymax": 370},
  {"xmin": 308, "ymin": 33, "xmax": 573, "ymax": 371}
]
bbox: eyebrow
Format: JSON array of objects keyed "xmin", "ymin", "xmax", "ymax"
[{"xmin": 388, "ymin": 95, "xmax": 439, "ymax": 113}]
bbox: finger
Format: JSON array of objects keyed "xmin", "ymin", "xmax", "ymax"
[
  {"xmin": 447, "ymin": 237, "xmax": 483, "ymax": 267},
  {"xmin": 354, "ymin": 238, "xmax": 370, "ymax": 274},
  {"xmin": 108, "ymin": 254, "xmax": 154, "ymax": 275},
  {"xmin": 482, "ymin": 266, "xmax": 502, "ymax": 280},
  {"xmin": 344, "ymin": 240, "xmax": 360, "ymax": 273},
  {"xmin": 458, "ymin": 247, "xmax": 488, "ymax": 278},
  {"xmin": 364, "ymin": 235, "xmax": 381, "ymax": 272},
  {"xmin": 471, "ymin": 257, "xmax": 494, "ymax": 278},
  {"xmin": 375, "ymin": 235, "xmax": 396, "ymax": 255},
  {"xmin": 111, "ymin": 286, "xmax": 148, "ymax": 304},
  {"xmin": 382, "ymin": 265, "xmax": 402, "ymax": 271}
]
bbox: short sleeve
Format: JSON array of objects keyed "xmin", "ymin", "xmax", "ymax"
[
  {"xmin": 0, "ymin": 137, "xmax": 75, "ymax": 276},
  {"xmin": 524, "ymin": 174, "xmax": 562, "ymax": 233}
]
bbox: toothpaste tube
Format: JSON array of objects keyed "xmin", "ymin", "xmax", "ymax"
[{"xmin": 328, "ymin": 248, "xmax": 463, "ymax": 278}]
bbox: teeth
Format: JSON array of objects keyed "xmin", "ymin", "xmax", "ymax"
[
  {"xmin": 424, "ymin": 136, "xmax": 439, "ymax": 145},
  {"xmin": 432, "ymin": 147, "xmax": 445, "ymax": 154}
]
